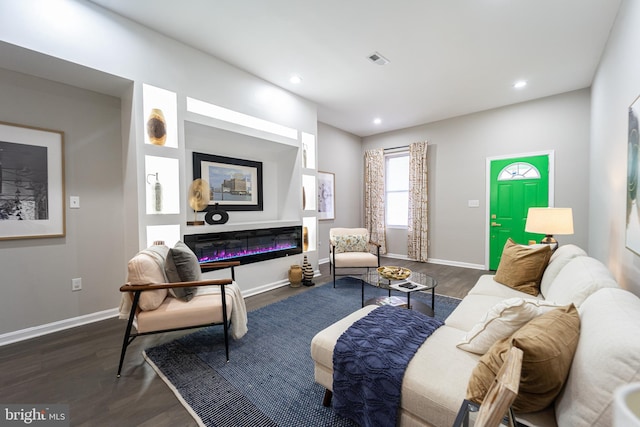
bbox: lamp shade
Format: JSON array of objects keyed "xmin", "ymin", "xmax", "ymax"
[
  {"xmin": 525, "ymin": 208, "xmax": 574, "ymax": 235},
  {"xmin": 615, "ymin": 383, "xmax": 640, "ymax": 427}
]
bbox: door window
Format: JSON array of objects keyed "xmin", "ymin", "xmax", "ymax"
[{"xmin": 498, "ymin": 162, "xmax": 541, "ymax": 180}]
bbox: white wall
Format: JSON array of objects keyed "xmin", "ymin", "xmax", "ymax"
[
  {"xmin": 363, "ymin": 90, "xmax": 591, "ymax": 268},
  {"xmin": 0, "ymin": 68, "xmax": 123, "ymax": 335},
  {"xmin": 317, "ymin": 122, "xmax": 363, "ymax": 261},
  {"xmin": 589, "ymin": 0, "xmax": 640, "ymax": 295}
]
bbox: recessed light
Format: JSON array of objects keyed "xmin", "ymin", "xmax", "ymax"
[
  {"xmin": 289, "ymin": 74, "xmax": 302, "ymax": 84},
  {"xmin": 373, "ymin": 118, "xmax": 382, "ymax": 125},
  {"xmin": 513, "ymin": 80, "xmax": 527, "ymax": 89}
]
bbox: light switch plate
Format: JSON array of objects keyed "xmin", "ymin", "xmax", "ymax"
[
  {"xmin": 70, "ymin": 196, "xmax": 80, "ymax": 209},
  {"xmin": 468, "ymin": 199, "xmax": 480, "ymax": 208}
]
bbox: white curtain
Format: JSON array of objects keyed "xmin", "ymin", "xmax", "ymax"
[
  {"xmin": 364, "ymin": 148, "xmax": 387, "ymax": 254},
  {"xmin": 408, "ymin": 141, "xmax": 429, "ymax": 261}
]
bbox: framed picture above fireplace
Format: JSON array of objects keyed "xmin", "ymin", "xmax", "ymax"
[{"xmin": 193, "ymin": 152, "xmax": 263, "ymax": 211}]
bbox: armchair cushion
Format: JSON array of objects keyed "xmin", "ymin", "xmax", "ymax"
[
  {"xmin": 332, "ymin": 234, "xmax": 369, "ymax": 254},
  {"xmin": 165, "ymin": 241, "xmax": 201, "ymax": 301},
  {"xmin": 127, "ymin": 245, "xmax": 169, "ymax": 311}
]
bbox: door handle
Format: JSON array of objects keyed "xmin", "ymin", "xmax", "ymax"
[{"xmin": 491, "ymin": 222, "xmax": 502, "ymax": 227}]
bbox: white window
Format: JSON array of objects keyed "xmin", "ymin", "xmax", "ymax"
[{"xmin": 385, "ymin": 153, "xmax": 409, "ymax": 227}]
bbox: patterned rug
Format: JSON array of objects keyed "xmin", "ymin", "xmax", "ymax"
[{"xmin": 143, "ymin": 276, "xmax": 461, "ymax": 427}]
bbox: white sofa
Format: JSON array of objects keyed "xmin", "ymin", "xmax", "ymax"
[{"xmin": 310, "ymin": 245, "xmax": 640, "ymax": 426}]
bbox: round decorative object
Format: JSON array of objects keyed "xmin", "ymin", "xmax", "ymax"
[
  {"xmin": 377, "ymin": 266, "xmax": 412, "ymax": 280},
  {"xmin": 187, "ymin": 179, "xmax": 210, "ymax": 226},
  {"xmin": 147, "ymin": 108, "xmax": 167, "ymax": 146},
  {"xmin": 205, "ymin": 204, "xmax": 229, "ymax": 225},
  {"xmin": 288, "ymin": 265, "xmax": 303, "ymax": 288},
  {"xmin": 302, "ymin": 255, "xmax": 314, "ymax": 286}
]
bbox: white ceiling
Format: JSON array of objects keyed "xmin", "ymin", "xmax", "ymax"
[{"xmin": 89, "ymin": 0, "xmax": 621, "ymax": 137}]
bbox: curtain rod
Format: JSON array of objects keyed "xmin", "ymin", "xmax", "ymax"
[{"xmin": 384, "ymin": 141, "xmax": 429, "ymax": 152}]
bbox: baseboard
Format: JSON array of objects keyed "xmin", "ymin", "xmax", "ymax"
[
  {"xmin": 319, "ymin": 257, "xmax": 330, "ymax": 265},
  {"xmin": 0, "ymin": 308, "xmax": 119, "ymax": 347},
  {"xmin": 240, "ymin": 269, "xmax": 321, "ymax": 298},
  {"xmin": 427, "ymin": 258, "xmax": 486, "ymax": 270},
  {"xmin": 382, "ymin": 253, "xmax": 486, "ymax": 270}
]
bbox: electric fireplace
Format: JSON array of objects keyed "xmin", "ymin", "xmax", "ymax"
[{"xmin": 184, "ymin": 226, "xmax": 302, "ymax": 269}]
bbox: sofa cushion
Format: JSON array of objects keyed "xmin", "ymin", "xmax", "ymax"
[
  {"xmin": 165, "ymin": 241, "xmax": 201, "ymax": 301},
  {"xmin": 467, "ymin": 274, "xmax": 545, "ymax": 300},
  {"xmin": 467, "ymin": 304, "xmax": 580, "ymax": 413},
  {"xmin": 493, "ymin": 239, "xmax": 552, "ymax": 296},
  {"xmin": 127, "ymin": 245, "xmax": 169, "ymax": 311},
  {"xmin": 539, "ymin": 244, "xmax": 587, "ymax": 297},
  {"xmin": 555, "ymin": 288, "xmax": 640, "ymax": 426},
  {"xmin": 445, "ymin": 293, "xmax": 507, "ymax": 332},
  {"xmin": 457, "ymin": 297, "xmax": 564, "ymax": 355},
  {"xmin": 544, "ymin": 256, "xmax": 618, "ymax": 306},
  {"xmin": 331, "ymin": 234, "xmax": 368, "ymax": 253}
]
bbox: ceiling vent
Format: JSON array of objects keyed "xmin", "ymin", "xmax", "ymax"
[{"xmin": 367, "ymin": 52, "xmax": 390, "ymax": 66}]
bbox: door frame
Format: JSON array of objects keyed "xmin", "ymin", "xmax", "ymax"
[{"xmin": 484, "ymin": 150, "xmax": 555, "ymax": 269}]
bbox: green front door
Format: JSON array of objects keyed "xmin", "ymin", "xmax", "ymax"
[{"xmin": 489, "ymin": 155, "xmax": 550, "ymax": 270}]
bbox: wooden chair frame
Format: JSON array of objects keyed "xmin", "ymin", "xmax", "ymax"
[{"xmin": 117, "ymin": 261, "xmax": 238, "ymax": 377}]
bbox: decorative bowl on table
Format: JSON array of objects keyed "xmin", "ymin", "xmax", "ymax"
[{"xmin": 377, "ymin": 266, "xmax": 411, "ymax": 280}]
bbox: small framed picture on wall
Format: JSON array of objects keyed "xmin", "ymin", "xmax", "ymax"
[{"xmin": 317, "ymin": 171, "xmax": 335, "ymax": 220}]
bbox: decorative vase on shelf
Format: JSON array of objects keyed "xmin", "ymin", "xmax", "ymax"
[
  {"xmin": 288, "ymin": 265, "xmax": 302, "ymax": 288},
  {"xmin": 147, "ymin": 172, "xmax": 162, "ymax": 212},
  {"xmin": 147, "ymin": 108, "xmax": 167, "ymax": 146},
  {"xmin": 303, "ymin": 226, "xmax": 309, "ymax": 252},
  {"xmin": 302, "ymin": 255, "xmax": 314, "ymax": 286}
]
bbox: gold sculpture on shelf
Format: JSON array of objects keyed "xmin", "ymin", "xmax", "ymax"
[{"xmin": 187, "ymin": 178, "xmax": 210, "ymax": 226}]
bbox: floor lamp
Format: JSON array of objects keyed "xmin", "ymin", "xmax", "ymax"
[{"xmin": 524, "ymin": 207, "xmax": 574, "ymax": 245}]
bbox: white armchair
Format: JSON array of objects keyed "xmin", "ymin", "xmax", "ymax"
[
  {"xmin": 117, "ymin": 242, "xmax": 245, "ymax": 377},
  {"xmin": 329, "ymin": 228, "xmax": 381, "ymax": 287}
]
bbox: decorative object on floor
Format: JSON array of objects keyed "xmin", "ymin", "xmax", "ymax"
[
  {"xmin": 524, "ymin": 207, "xmax": 574, "ymax": 245},
  {"xmin": 377, "ymin": 266, "xmax": 411, "ymax": 280},
  {"xmin": 0, "ymin": 122, "xmax": 65, "ymax": 240},
  {"xmin": 146, "ymin": 108, "xmax": 167, "ymax": 146},
  {"xmin": 288, "ymin": 265, "xmax": 302, "ymax": 288},
  {"xmin": 187, "ymin": 178, "xmax": 209, "ymax": 226},
  {"xmin": 317, "ymin": 171, "xmax": 335, "ymax": 220},
  {"xmin": 302, "ymin": 255, "xmax": 314, "ymax": 286},
  {"xmin": 193, "ymin": 151, "xmax": 263, "ymax": 211},
  {"xmin": 147, "ymin": 172, "xmax": 162, "ymax": 213},
  {"xmin": 143, "ymin": 277, "xmax": 460, "ymax": 427},
  {"xmin": 204, "ymin": 203, "xmax": 229, "ymax": 225}
]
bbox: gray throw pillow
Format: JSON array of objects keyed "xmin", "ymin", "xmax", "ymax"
[{"xmin": 165, "ymin": 241, "xmax": 201, "ymax": 301}]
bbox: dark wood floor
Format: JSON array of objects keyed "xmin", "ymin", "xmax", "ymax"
[{"xmin": 0, "ymin": 258, "xmax": 489, "ymax": 426}]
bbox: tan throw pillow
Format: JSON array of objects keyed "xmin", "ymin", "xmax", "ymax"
[
  {"xmin": 466, "ymin": 304, "xmax": 580, "ymax": 413},
  {"xmin": 493, "ymin": 238, "xmax": 552, "ymax": 296}
]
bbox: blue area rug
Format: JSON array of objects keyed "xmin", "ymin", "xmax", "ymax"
[{"xmin": 144, "ymin": 276, "xmax": 461, "ymax": 427}]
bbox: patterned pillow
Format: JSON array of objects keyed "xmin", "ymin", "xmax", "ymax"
[{"xmin": 332, "ymin": 234, "xmax": 368, "ymax": 253}]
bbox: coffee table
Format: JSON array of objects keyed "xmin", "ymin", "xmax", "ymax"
[{"xmin": 361, "ymin": 269, "xmax": 438, "ymax": 316}]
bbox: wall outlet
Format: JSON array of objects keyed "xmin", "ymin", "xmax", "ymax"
[{"xmin": 71, "ymin": 278, "xmax": 82, "ymax": 292}]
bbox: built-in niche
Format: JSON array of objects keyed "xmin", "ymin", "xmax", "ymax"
[{"xmin": 184, "ymin": 120, "xmax": 300, "ymax": 225}]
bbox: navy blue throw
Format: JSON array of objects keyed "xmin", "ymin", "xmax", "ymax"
[{"xmin": 332, "ymin": 305, "xmax": 443, "ymax": 427}]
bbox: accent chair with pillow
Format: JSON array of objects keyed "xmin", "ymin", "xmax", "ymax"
[
  {"xmin": 329, "ymin": 227, "xmax": 381, "ymax": 287},
  {"xmin": 117, "ymin": 241, "xmax": 248, "ymax": 377}
]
